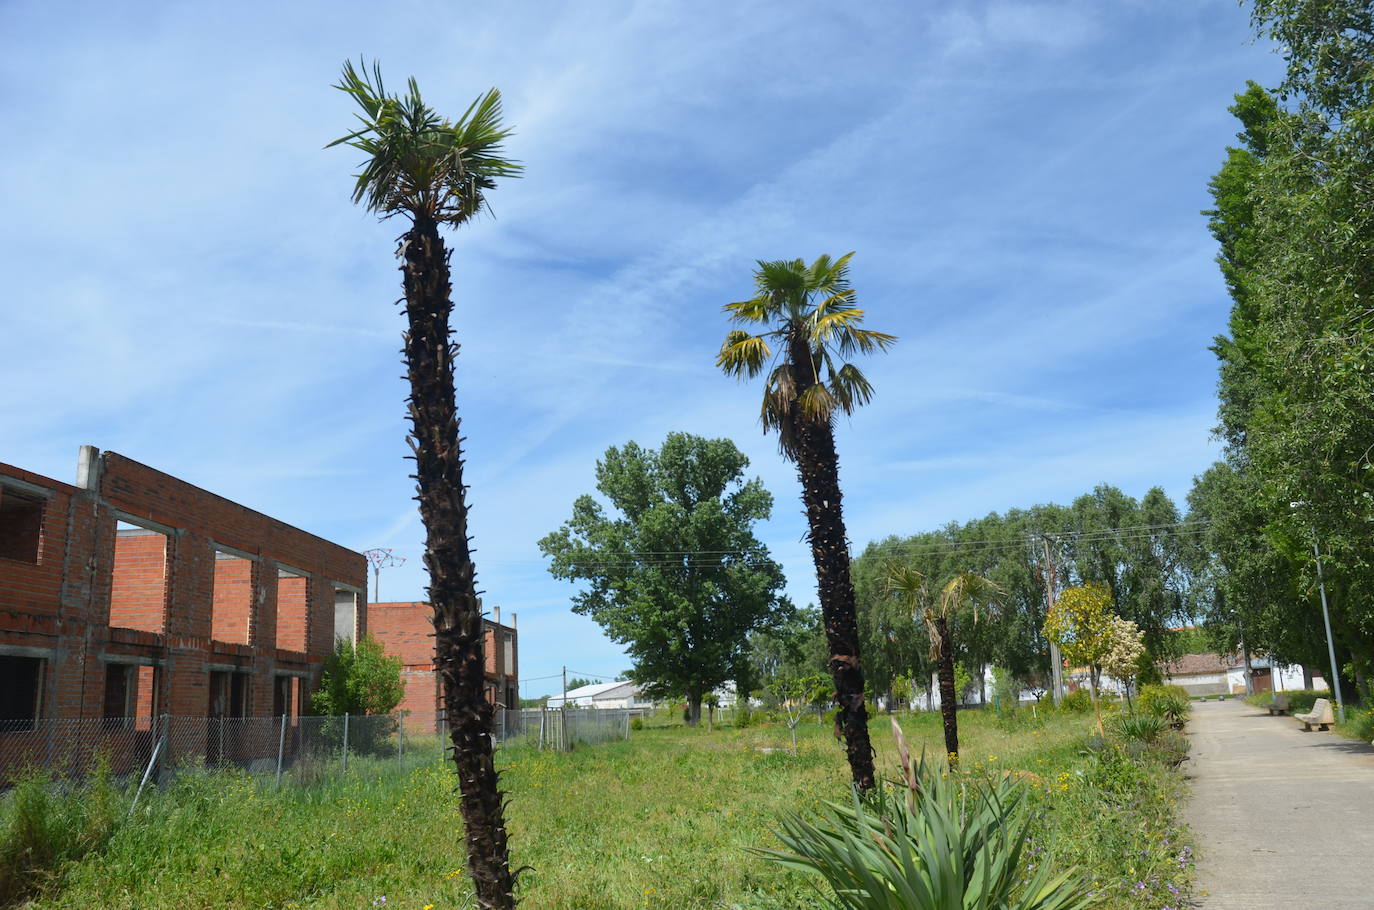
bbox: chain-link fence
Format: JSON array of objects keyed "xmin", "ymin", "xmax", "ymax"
[{"xmin": 1, "ymin": 707, "xmax": 636, "ymax": 788}]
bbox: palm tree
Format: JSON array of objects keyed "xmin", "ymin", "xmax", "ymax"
[
  {"xmin": 888, "ymin": 567, "xmax": 1003, "ymax": 764},
  {"xmin": 330, "ymin": 60, "xmax": 521, "ymax": 909},
  {"xmin": 718, "ymin": 253, "xmax": 896, "ymax": 789}
]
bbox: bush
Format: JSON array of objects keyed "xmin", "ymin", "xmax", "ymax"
[
  {"xmin": 1112, "ymin": 713, "xmax": 1166, "ymax": 744},
  {"xmin": 759, "ymin": 751, "xmax": 1096, "ymax": 909},
  {"xmin": 1059, "ymin": 689, "xmax": 1093, "ymax": 713},
  {"xmin": 1148, "ymin": 729, "xmax": 1191, "ymax": 767},
  {"xmin": 309, "ymin": 634, "xmax": 405, "ymax": 717},
  {"xmin": 630, "ymin": 716, "xmax": 644, "ymax": 731},
  {"xmin": 735, "ymin": 706, "xmax": 754, "ymax": 728},
  {"xmin": 1139, "ymin": 684, "xmax": 1191, "ymax": 725}
]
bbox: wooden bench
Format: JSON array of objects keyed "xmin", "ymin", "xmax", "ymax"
[
  {"xmin": 1296, "ymin": 697, "xmax": 1335, "ymax": 731},
  {"xmin": 1267, "ymin": 693, "xmax": 1291, "ymax": 716}
]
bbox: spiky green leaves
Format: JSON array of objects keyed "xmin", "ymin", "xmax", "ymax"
[
  {"xmin": 329, "ymin": 59, "xmax": 522, "ymax": 224},
  {"xmin": 717, "ymin": 252, "xmax": 896, "ymax": 459}
]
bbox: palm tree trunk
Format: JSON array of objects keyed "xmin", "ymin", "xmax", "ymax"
[
  {"xmin": 788, "ymin": 343, "xmax": 875, "ymax": 789},
  {"xmin": 936, "ymin": 617, "xmax": 959, "ymax": 764},
  {"xmin": 401, "ymin": 217, "xmax": 515, "ymax": 909}
]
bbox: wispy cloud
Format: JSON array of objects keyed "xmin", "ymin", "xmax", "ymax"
[{"xmin": 0, "ymin": 0, "xmax": 1284, "ymax": 679}]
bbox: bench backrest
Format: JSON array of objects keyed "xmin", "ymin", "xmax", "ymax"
[{"xmin": 1310, "ymin": 698, "xmax": 1334, "ymax": 723}]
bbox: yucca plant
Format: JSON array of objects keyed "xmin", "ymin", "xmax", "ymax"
[
  {"xmin": 757, "ymin": 722, "xmax": 1097, "ymax": 910},
  {"xmin": 1111, "ymin": 713, "xmax": 1166, "ymax": 744}
]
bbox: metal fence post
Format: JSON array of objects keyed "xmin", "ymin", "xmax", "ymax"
[
  {"xmin": 342, "ymin": 713, "xmax": 351, "ymax": 772},
  {"xmin": 275, "ymin": 714, "xmax": 287, "ymax": 787},
  {"xmin": 398, "ymin": 713, "xmax": 406, "ymax": 768},
  {"xmin": 218, "ymin": 715, "xmax": 225, "ymax": 766}
]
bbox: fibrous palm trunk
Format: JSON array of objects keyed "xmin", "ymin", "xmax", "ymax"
[
  {"xmin": 788, "ymin": 338, "xmax": 876, "ymax": 790},
  {"xmin": 935, "ymin": 616, "xmax": 960, "ymax": 764},
  {"xmin": 401, "ymin": 216, "xmax": 515, "ymax": 909}
]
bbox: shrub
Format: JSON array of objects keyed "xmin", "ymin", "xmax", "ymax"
[
  {"xmin": 1148, "ymin": 730, "xmax": 1191, "ymax": 767},
  {"xmin": 735, "ymin": 706, "xmax": 754, "ymax": 728},
  {"xmin": 1059, "ymin": 689, "xmax": 1093, "ymax": 713},
  {"xmin": 1139, "ymin": 684, "xmax": 1191, "ymax": 724},
  {"xmin": 758, "ymin": 750, "xmax": 1095, "ymax": 909},
  {"xmin": 309, "ymin": 634, "xmax": 405, "ymax": 717},
  {"xmin": 1111, "ymin": 713, "xmax": 1166, "ymax": 744},
  {"xmin": 630, "ymin": 716, "xmax": 644, "ymax": 731}
]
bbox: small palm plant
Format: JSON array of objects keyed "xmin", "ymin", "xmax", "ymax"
[
  {"xmin": 758, "ymin": 721, "xmax": 1097, "ymax": 910},
  {"xmin": 888, "ymin": 567, "xmax": 1003, "ymax": 763}
]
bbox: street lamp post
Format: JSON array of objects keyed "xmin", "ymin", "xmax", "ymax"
[{"xmin": 1290, "ymin": 502, "xmax": 1346, "ymax": 725}]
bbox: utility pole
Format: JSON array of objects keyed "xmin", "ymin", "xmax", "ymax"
[
  {"xmin": 1290, "ymin": 502, "xmax": 1347, "ymax": 725},
  {"xmin": 362, "ymin": 548, "xmax": 406, "ymax": 603},
  {"xmin": 1040, "ymin": 536, "xmax": 1065, "ymax": 707}
]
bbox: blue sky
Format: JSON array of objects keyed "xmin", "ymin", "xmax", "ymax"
[{"xmin": 1, "ymin": 1, "xmax": 1282, "ymax": 698}]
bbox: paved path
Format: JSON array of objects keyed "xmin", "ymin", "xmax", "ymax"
[{"xmin": 1184, "ymin": 698, "xmax": 1374, "ymax": 908}]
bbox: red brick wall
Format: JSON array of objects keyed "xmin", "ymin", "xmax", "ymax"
[
  {"xmin": 368, "ymin": 602, "xmax": 435, "ymax": 666},
  {"xmin": 0, "ymin": 449, "xmax": 368, "ymax": 752},
  {"xmin": 109, "ymin": 531, "xmax": 167, "ymax": 633},
  {"xmin": 276, "ymin": 574, "xmax": 308, "ymax": 652},
  {"xmin": 210, "ymin": 554, "xmax": 253, "ymax": 645},
  {"xmin": 369, "ymin": 602, "xmax": 519, "ymax": 713}
]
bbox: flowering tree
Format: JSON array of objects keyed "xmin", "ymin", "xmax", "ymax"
[
  {"xmin": 1044, "ymin": 581, "xmax": 1114, "ymax": 733},
  {"xmin": 1100, "ymin": 616, "xmax": 1147, "ymax": 707}
]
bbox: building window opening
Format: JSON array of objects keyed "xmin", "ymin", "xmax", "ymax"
[
  {"xmin": 110, "ymin": 522, "xmax": 169, "ymax": 634},
  {"xmin": 210, "ymin": 549, "xmax": 254, "ymax": 646},
  {"xmin": 0, "ymin": 487, "xmax": 45, "ymax": 564},
  {"xmin": 0, "ymin": 656, "xmax": 45, "ymax": 730},
  {"xmin": 276, "ymin": 568, "xmax": 309, "ymax": 653},
  {"xmin": 334, "ymin": 587, "xmax": 359, "ymax": 644},
  {"xmin": 272, "ymin": 674, "xmax": 300, "ymax": 718},
  {"xmin": 102, "ymin": 664, "xmax": 136, "ymax": 730}
]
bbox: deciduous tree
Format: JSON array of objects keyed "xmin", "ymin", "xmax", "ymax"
[{"xmin": 539, "ymin": 433, "xmax": 788, "ymax": 725}]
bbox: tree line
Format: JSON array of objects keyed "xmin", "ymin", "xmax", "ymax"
[{"xmin": 1189, "ymin": 0, "xmax": 1374, "ymax": 704}]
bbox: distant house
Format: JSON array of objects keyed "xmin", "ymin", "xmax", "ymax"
[
  {"xmin": 546, "ymin": 680, "xmax": 643, "ymax": 709},
  {"xmin": 369, "ymin": 601, "xmax": 519, "ymax": 715},
  {"xmin": 1161, "ymin": 653, "xmax": 1309, "ymax": 696}
]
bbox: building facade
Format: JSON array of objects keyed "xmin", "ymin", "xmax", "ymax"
[
  {"xmin": 368, "ymin": 601, "xmax": 518, "ymax": 717},
  {"xmin": 0, "ymin": 446, "xmax": 366, "ymax": 771}
]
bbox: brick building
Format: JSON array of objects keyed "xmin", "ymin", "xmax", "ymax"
[
  {"xmin": 0, "ymin": 446, "xmax": 367, "ymax": 764},
  {"xmin": 369, "ymin": 601, "xmax": 518, "ymax": 716}
]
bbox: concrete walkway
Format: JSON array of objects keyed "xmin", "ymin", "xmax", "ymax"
[{"xmin": 1184, "ymin": 698, "xmax": 1374, "ymax": 908}]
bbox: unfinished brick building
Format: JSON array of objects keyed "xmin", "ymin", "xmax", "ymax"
[
  {"xmin": 0, "ymin": 446, "xmax": 367, "ymax": 769},
  {"xmin": 369, "ymin": 601, "xmax": 518, "ymax": 717}
]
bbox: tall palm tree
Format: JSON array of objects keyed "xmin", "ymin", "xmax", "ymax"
[
  {"xmin": 889, "ymin": 566, "xmax": 1003, "ymax": 764},
  {"xmin": 718, "ymin": 253, "xmax": 895, "ymax": 789},
  {"xmin": 330, "ymin": 60, "xmax": 521, "ymax": 909}
]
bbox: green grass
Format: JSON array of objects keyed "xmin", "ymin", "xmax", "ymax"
[{"xmin": 5, "ymin": 709, "xmax": 1194, "ymax": 910}]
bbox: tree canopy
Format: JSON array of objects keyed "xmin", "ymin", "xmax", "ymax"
[
  {"xmin": 1190, "ymin": 0, "xmax": 1374, "ymax": 699},
  {"xmin": 539, "ymin": 433, "xmax": 788, "ymax": 723}
]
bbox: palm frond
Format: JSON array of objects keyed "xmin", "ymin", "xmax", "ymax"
[
  {"xmin": 831, "ymin": 363, "xmax": 876, "ymax": 414},
  {"xmin": 939, "ymin": 572, "xmax": 1005, "ymax": 627},
  {"xmin": 329, "ymin": 59, "xmax": 522, "ymax": 224},
  {"xmin": 837, "ymin": 325, "xmax": 899, "ymax": 358},
  {"xmin": 723, "ymin": 294, "xmax": 779, "ymax": 325},
  {"xmin": 798, "ymin": 382, "xmax": 838, "ymax": 422},
  {"xmin": 717, "ymin": 331, "xmax": 771, "ymax": 377}
]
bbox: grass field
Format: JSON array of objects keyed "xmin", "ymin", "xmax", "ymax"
[{"xmin": 4, "ymin": 707, "xmax": 1194, "ymax": 909}]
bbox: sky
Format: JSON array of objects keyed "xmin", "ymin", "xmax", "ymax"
[{"xmin": 0, "ymin": 1, "xmax": 1285, "ymax": 698}]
